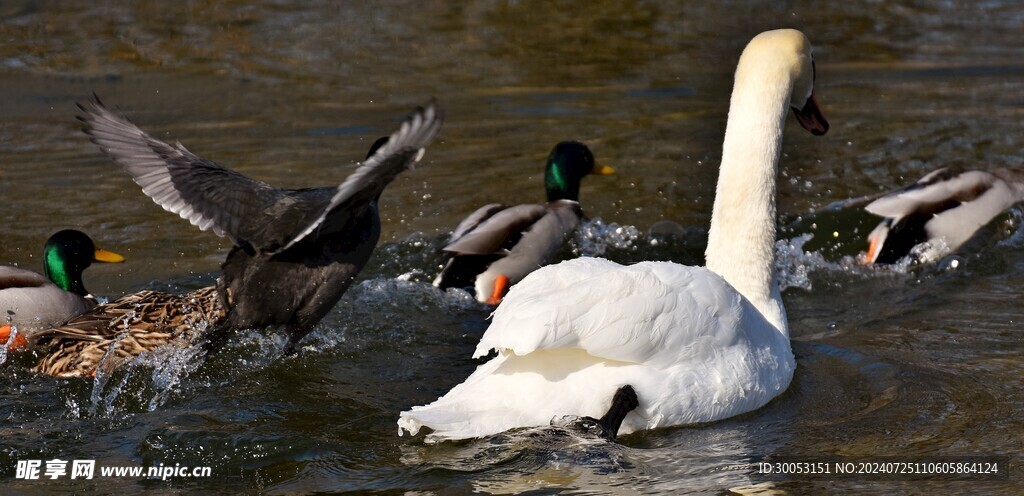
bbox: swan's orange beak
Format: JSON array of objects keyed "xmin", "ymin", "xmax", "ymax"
[
  {"xmin": 0, "ymin": 325, "xmax": 29, "ymax": 351},
  {"xmin": 794, "ymin": 90, "xmax": 829, "ymax": 136},
  {"xmin": 485, "ymin": 274, "xmax": 510, "ymax": 306}
]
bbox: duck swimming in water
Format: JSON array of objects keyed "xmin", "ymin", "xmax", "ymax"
[
  {"xmin": 432, "ymin": 141, "xmax": 614, "ymax": 305},
  {"xmin": 24, "ymin": 286, "xmax": 223, "ymax": 377},
  {"xmin": 76, "ymin": 97, "xmax": 443, "ymax": 354},
  {"xmin": 0, "ymin": 230, "xmax": 123, "ymax": 344},
  {"xmin": 859, "ymin": 167, "xmax": 1024, "ymax": 264}
]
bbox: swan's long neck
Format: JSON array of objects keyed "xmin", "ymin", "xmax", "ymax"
[{"xmin": 704, "ymin": 62, "xmax": 792, "ymax": 333}]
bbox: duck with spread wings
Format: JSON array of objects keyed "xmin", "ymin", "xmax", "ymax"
[{"xmin": 77, "ymin": 98, "xmax": 443, "ymax": 355}]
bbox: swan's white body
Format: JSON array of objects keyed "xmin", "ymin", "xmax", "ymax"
[
  {"xmin": 401, "ymin": 258, "xmax": 793, "ymax": 441},
  {"xmin": 399, "ymin": 29, "xmax": 826, "ymax": 442}
]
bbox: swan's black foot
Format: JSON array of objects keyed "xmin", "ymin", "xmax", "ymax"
[
  {"xmin": 565, "ymin": 385, "xmax": 639, "ymax": 441},
  {"xmin": 598, "ymin": 385, "xmax": 639, "ymax": 439}
]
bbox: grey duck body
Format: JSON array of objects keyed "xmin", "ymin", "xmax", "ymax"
[
  {"xmin": 434, "ymin": 200, "xmax": 582, "ymax": 303},
  {"xmin": 433, "ymin": 141, "xmax": 610, "ymax": 304},
  {"xmin": 1, "ymin": 230, "xmax": 123, "ymax": 331},
  {"xmin": 0, "ymin": 266, "xmax": 95, "ymax": 330}
]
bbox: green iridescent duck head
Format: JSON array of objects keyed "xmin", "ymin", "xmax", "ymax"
[
  {"xmin": 544, "ymin": 141, "xmax": 615, "ymax": 202},
  {"xmin": 42, "ymin": 230, "xmax": 124, "ymax": 296}
]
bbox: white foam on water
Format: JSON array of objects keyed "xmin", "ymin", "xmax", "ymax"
[
  {"xmin": 773, "ymin": 233, "xmax": 919, "ymax": 293},
  {"xmin": 574, "ymin": 218, "xmax": 642, "ymax": 257},
  {"xmin": 80, "ymin": 317, "xmax": 217, "ymax": 417},
  {"xmin": 997, "ymin": 205, "xmax": 1024, "ymax": 248}
]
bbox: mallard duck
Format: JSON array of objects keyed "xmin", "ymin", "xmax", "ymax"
[
  {"xmin": 432, "ymin": 141, "xmax": 614, "ymax": 305},
  {"xmin": 399, "ymin": 29, "xmax": 828, "ymax": 442},
  {"xmin": 0, "ymin": 230, "xmax": 123, "ymax": 343},
  {"xmin": 79, "ymin": 98, "xmax": 443, "ymax": 353},
  {"xmin": 29, "ymin": 286, "xmax": 223, "ymax": 377},
  {"xmin": 860, "ymin": 167, "xmax": 1024, "ymax": 264}
]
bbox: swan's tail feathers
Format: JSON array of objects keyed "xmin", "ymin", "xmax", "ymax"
[
  {"xmin": 598, "ymin": 385, "xmax": 639, "ymax": 440},
  {"xmin": 397, "ymin": 403, "xmax": 486, "ymax": 443}
]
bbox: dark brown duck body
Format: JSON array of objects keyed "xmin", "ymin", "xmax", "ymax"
[
  {"xmin": 217, "ymin": 187, "xmax": 381, "ymax": 347},
  {"xmin": 80, "ymin": 98, "xmax": 443, "ymax": 352}
]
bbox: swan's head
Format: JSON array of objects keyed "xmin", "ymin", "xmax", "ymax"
[{"xmin": 741, "ymin": 29, "xmax": 829, "ymax": 136}]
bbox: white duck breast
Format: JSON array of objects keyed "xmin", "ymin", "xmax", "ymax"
[
  {"xmin": 400, "ymin": 28, "xmax": 828, "ymax": 442},
  {"xmin": 863, "ymin": 167, "xmax": 1024, "ymax": 263}
]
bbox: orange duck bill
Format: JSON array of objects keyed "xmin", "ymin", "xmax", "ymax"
[
  {"xmin": 0, "ymin": 325, "xmax": 29, "ymax": 351},
  {"xmin": 485, "ymin": 274, "xmax": 510, "ymax": 306}
]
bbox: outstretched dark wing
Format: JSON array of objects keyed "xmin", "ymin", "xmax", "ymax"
[
  {"xmin": 78, "ymin": 97, "xmax": 285, "ymax": 248},
  {"xmin": 80, "ymin": 97, "xmax": 443, "ymax": 254},
  {"xmin": 279, "ymin": 101, "xmax": 444, "ymax": 252}
]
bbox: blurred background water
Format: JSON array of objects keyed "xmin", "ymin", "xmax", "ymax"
[{"xmin": 1, "ymin": 1, "xmax": 1022, "ymax": 493}]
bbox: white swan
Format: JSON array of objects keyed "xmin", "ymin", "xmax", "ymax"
[{"xmin": 399, "ymin": 29, "xmax": 829, "ymax": 442}]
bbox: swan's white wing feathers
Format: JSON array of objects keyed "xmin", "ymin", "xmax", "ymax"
[
  {"xmin": 400, "ymin": 259, "xmax": 792, "ymax": 442},
  {"xmin": 474, "ymin": 258, "xmax": 748, "ymax": 368}
]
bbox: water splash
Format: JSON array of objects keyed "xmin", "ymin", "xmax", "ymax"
[
  {"xmin": 774, "ymin": 234, "xmax": 830, "ymax": 292},
  {"xmin": 87, "ymin": 311, "xmax": 137, "ymax": 417},
  {"xmin": 0, "ymin": 325, "xmax": 15, "ymax": 366},
  {"xmin": 215, "ymin": 328, "xmax": 291, "ymax": 371},
  {"xmin": 356, "ymin": 277, "xmax": 480, "ymax": 313},
  {"xmin": 79, "ymin": 316, "xmax": 216, "ymax": 417},
  {"xmin": 773, "ymin": 234, "xmax": 916, "ymax": 292},
  {"xmin": 573, "ymin": 218, "xmax": 642, "ymax": 257},
  {"xmin": 997, "ymin": 205, "xmax": 1024, "ymax": 247},
  {"xmin": 137, "ymin": 337, "xmax": 209, "ymax": 412}
]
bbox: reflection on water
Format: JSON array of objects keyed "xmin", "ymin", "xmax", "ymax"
[{"xmin": 2, "ymin": 0, "xmax": 1024, "ymax": 493}]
